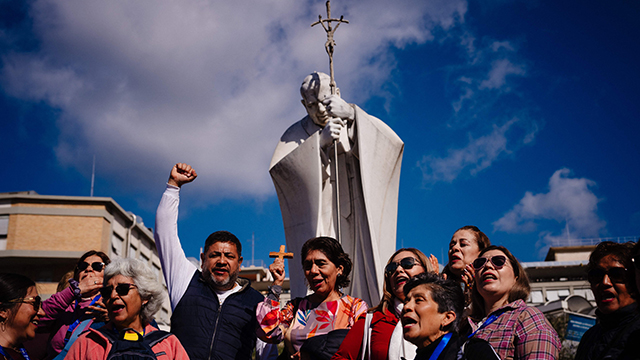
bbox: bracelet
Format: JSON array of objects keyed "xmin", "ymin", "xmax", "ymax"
[
  {"xmin": 267, "ymin": 285, "xmax": 282, "ymax": 301},
  {"xmin": 68, "ymin": 279, "xmax": 82, "ymax": 298}
]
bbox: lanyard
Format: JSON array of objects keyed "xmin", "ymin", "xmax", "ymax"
[
  {"xmin": 0, "ymin": 345, "xmax": 31, "ymax": 360},
  {"xmin": 64, "ymin": 294, "xmax": 101, "ymax": 344},
  {"xmin": 428, "ymin": 333, "xmax": 452, "ymax": 360},
  {"xmin": 468, "ymin": 310, "xmax": 505, "ymax": 339}
]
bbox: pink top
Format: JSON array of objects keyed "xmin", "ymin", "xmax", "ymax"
[{"xmin": 66, "ymin": 323, "xmax": 189, "ymax": 360}]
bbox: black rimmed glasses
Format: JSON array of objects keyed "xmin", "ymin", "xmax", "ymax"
[
  {"xmin": 100, "ymin": 283, "xmax": 138, "ymax": 299},
  {"xmin": 472, "ymin": 255, "xmax": 508, "ymax": 271},
  {"xmin": 384, "ymin": 257, "xmax": 422, "ymax": 275},
  {"xmin": 8, "ymin": 296, "xmax": 42, "ymax": 312},
  {"xmin": 77, "ymin": 261, "xmax": 106, "ymax": 272},
  {"xmin": 587, "ymin": 267, "xmax": 628, "ymax": 285}
]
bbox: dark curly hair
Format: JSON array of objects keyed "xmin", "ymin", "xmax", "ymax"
[
  {"xmin": 204, "ymin": 230, "xmax": 243, "ymax": 256},
  {"xmin": 403, "ymin": 272, "xmax": 464, "ymax": 332},
  {"xmin": 301, "ymin": 237, "xmax": 352, "ymax": 289}
]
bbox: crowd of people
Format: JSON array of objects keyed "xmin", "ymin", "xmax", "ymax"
[{"xmin": 1, "ymin": 163, "xmax": 639, "ymax": 360}]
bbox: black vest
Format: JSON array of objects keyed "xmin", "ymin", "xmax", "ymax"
[{"xmin": 170, "ymin": 271, "xmax": 264, "ymax": 360}]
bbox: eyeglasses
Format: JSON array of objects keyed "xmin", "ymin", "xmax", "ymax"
[
  {"xmin": 100, "ymin": 283, "xmax": 138, "ymax": 299},
  {"xmin": 472, "ymin": 255, "xmax": 508, "ymax": 271},
  {"xmin": 77, "ymin": 261, "xmax": 105, "ymax": 272},
  {"xmin": 7, "ymin": 296, "xmax": 42, "ymax": 312},
  {"xmin": 385, "ymin": 257, "xmax": 422, "ymax": 275},
  {"xmin": 587, "ymin": 267, "xmax": 628, "ymax": 285}
]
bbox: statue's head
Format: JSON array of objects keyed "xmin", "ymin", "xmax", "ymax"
[{"xmin": 300, "ymin": 72, "xmax": 338, "ymax": 127}]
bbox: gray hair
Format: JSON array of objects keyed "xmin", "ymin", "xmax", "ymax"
[{"xmin": 104, "ymin": 258, "xmax": 165, "ymax": 324}]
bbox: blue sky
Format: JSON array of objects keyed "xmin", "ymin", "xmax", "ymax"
[{"xmin": 1, "ymin": 0, "xmax": 639, "ymax": 270}]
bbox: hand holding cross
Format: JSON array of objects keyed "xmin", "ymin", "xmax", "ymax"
[{"xmin": 269, "ymin": 245, "xmax": 293, "ymax": 286}]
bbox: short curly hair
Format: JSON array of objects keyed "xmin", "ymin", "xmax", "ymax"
[
  {"xmin": 301, "ymin": 237, "xmax": 352, "ymax": 289},
  {"xmin": 104, "ymin": 258, "xmax": 165, "ymax": 325},
  {"xmin": 403, "ymin": 272, "xmax": 464, "ymax": 332}
]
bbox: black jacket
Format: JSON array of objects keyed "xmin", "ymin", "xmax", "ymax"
[
  {"xmin": 576, "ymin": 303, "xmax": 640, "ymax": 360},
  {"xmin": 170, "ymin": 271, "xmax": 264, "ymax": 360}
]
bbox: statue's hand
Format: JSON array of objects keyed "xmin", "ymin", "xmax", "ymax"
[
  {"xmin": 168, "ymin": 163, "xmax": 197, "ymax": 187},
  {"xmin": 323, "ymin": 95, "xmax": 354, "ymax": 121},
  {"xmin": 320, "ymin": 117, "xmax": 345, "ymax": 150}
]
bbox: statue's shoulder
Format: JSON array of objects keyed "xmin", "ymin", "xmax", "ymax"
[
  {"xmin": 270, "ymin": 116, "xmax": 318, "ymax": 169},
  {"xmin": 279, "ymin": 116, "xmax": 318, "ymax": 143}
]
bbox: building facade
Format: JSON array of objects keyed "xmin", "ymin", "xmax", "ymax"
[{"xmin": 0, "ymin": 191, "xmax": 171, "ymax": 327}]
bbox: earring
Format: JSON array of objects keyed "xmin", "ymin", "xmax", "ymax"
[{"xmin": 1, "ymin": 320, "xmax": 6, "ymax": 332}]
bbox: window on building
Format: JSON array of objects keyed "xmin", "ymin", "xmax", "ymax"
[
  {"xmin": 529, "ymin": 290, "xmax": 544, "ymax": 304},
  {"xmin": 111, "ymin": 233, "xmax": 124, "ymax": 257},
  {"xmin": 128, "ymin": 244, "xmax": 137, "ymax": 259},
  {"xmin": 0, "ymin": 215, "xmax": 8, "ymax": 251}
]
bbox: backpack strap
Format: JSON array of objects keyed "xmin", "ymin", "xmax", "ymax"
[
  {"xmin": 96, "ymin": 327, "xmax": 120, "ymax": 343},
  {"xmin": 143, "ymin": 330, "xmax": 172, "ymax": 348}
]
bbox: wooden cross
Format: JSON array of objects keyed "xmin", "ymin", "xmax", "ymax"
[{"xmin": 269, "ymin": 245, "xmax": 294, "ymax": 260}]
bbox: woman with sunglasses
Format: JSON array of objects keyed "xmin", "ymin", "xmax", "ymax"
[
  {"xmin": 575, "ymin": 241, "xmax": 640, "ymax": 360},
  {"xmin": 67, "ymin": 258, "xmax": 188, "ymax": 360},
  {"xmin": 38, "ymin": 250, "xmax": 110, "ymax": 360},
  {"xmin": 468, "ymin": 245, "xmax": 560, "ymax": 360},
  {"xmin": 0, "ymin": 273, "xmax": 45, "ymax": 360},
  {"xmin": 332, "ymin": 248, "xmax": 434, "ymax": 360},
  {"xmin": 257, "ymin": 237, "xmax": 368, "ymax": 360}
]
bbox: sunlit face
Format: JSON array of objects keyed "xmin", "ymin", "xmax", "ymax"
[
  {"xmin": 591, "ymin": 254, "xmax": 635, "ymax": 314},
  {"xmin": 448, "ymin": 230, "xmax": 481, "ymax": 277},
  {"xmin": 104, "ymin": 275, "xmax": 143, "ymax": 331},
  {"xmin": 303, "ymin": 250, "xmax": 342, "ymax": 298},
  {"xmin": 476, "ymin": 250, "xmax": 517, "ymax": 306},
  {"xmin": 201, "ymin": 241, "xmax": 242, "ymax": 291},
  {"xmin": 77, "ymin": 255, "xmax": 105, "ymax": 285},
  {"xmin": 302, "ymin": 81, "xmax": 332, "ymax": 127},
  {"xmin": 401, "ymin": 285, "xmax": 453, "ymax": 349},
  {"xmin": 5, "ymin": 286, "xmax": 44, "ymax": 342},
  {"xmin": 388, "ymin": 251, "xmax": 426, "ymax": 301}
]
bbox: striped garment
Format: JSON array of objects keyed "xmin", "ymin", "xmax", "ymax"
[{"xmin": 469, "ymin": 299, "xmax": 561, "ymax": 360}]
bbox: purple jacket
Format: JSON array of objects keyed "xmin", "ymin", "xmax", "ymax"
[{"xmin": 38, "ymin": 287, "xmax": 99, "ymax": 359}]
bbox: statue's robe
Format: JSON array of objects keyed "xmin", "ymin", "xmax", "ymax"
[{"xmin": 269, "ymin": 105, "xmax": 404, "ymax": 305}]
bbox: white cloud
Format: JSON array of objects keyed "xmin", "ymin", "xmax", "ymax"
[
  {"xmin": 479, "ymin": 58, "xmax": 526, "ymax": 90},
  {"xmin": 493, "ymin": 169, "xmax": 606, "ymax": 250},
  {"xmin": 0, "ymin": 0, "xmax": 467, "ymax": 199},
  {"xmin": 417, "ymin": 117, "xmax": 537, "ymax": 183}
]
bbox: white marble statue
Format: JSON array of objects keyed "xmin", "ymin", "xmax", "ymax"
[{"xmin": 269, "ymin": 72, "xmax": 404, "ymax": 306}]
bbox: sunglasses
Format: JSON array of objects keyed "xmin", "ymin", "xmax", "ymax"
[
  {"xmin": 100, "ymin": 283, "xmax": 138, "ymax": 299},
  {"xmin": 77, "ymin": 261, "xmax": 105, "ymax": 272},
  {"xmin": 8, "ymin": 296, "xmax": 42, "ymax": 312},
  {"xmin": 587, "ymin": 267, "xmax": 628, "ymax": 285},
  {"xmin": 472, "ymin": 255, "xmax": 508, "ymax": 271},
  {"xmin": 385, "ymin": 257, "xmax": 422, "ymax": 275}
]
